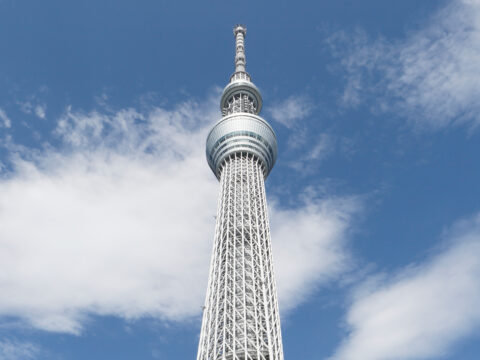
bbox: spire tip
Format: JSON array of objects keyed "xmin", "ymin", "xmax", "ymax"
[
  {"xmin": 233, "ymin": 25, "xmax": 247, "ymax": 73},
  {"xmin": 233, "ymin": 24, "xmax": 247, "ymax": 36}
]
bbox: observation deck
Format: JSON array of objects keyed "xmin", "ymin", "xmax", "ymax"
[{"xmin": 206, "ymin": 24, "xmax": 278, "ymax": 179}]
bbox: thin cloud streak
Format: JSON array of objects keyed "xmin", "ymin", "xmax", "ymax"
[
  {"xmin": 287, "ymin": 133, "xmax": 334, "ymax": 173},
  {"xmin": 0, "ymin": 109, "xmax": 11, "ymax": 128},
  {"xmin": 34, "ymin": 105, "xmax": 46, "ymax": 119},
  {"xmin": 267, "ymin": 95, "xmax": 336, "ymax": 170},
  {"xmin": 267, "ymin": 95, "xmax": 313, "ymax": 129},
  {"xmin": 330, "ymin": 213, "xmax": 480, "ymax": 360},
  {"xmin": 0, "ymin": 340, "xmax": 38, "ymax": 360}
]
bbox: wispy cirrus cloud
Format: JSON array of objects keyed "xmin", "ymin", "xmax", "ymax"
[
  {"xmin": 267, "ymin": 95, "xmax": 313, "ymax": 129},
  {"xmin": 17, "ymin": 90, "xmax": 48, "ymax": 120},
  {"xmin": 19, "ymin": 102, "xmax": 47, "ymax": 119},
  {"xmin": 0, "ymin": 109, "xmax": 11, "ymax": 128},
  {"xmin": 330, "ymin": 0, "xmax": 480, "ymax": 131},
  {"xmin": 34, "ymin": 105, "xmax": 46, "ymax": 119},
  {"xmin": 0, "ymin": 339, "xmax": 38, "ymax": 360},
  {"xmin": 330, "ymin": 213, "xmax": 480, "ymax": 360},
  {"xmin": 267, "ymin": 94, "xmax": 337, "ymax": 170},
  {"xmin": 0, "ymin": 95, "xmax": 358, "ymax": 334},
  {"xmin": 286, "ymin": 133, "xmax": 334, "ymax": 173}
]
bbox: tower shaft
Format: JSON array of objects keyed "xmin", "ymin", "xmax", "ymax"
[
  {"xmin": 199, "ymin": 25, "xmax": 283, "ymax": 360},
  {"xmin": 197, "ymin": 154, "xmax": 283, "ymax": 360}
]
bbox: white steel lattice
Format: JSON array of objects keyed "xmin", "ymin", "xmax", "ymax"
[{"xmin": 197, "ymin": 153, "xmax": 284, "ymax": 360}]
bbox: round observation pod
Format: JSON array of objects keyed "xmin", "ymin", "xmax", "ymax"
[{"xmin": 206, "ymin": 113, "xmax": 278, "ymax": 179}]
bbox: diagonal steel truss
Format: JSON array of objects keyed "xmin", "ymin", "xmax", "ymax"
[{"xmin": 197, "ymin": 153, "xmax": 284, "ymax": 360}]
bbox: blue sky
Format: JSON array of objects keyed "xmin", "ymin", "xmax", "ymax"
[{"xmin": 1, "ymin": 0, "xmax": 480, "ymax": 359}]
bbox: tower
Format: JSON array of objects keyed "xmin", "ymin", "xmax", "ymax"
[{"xmin": 197, "ymin": 25, "xmax": 284, "ymax": 360}]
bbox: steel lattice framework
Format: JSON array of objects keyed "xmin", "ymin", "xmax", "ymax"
[{"xmin": 197, "ymin": 25, "xmax": 284, "ymax": 360}]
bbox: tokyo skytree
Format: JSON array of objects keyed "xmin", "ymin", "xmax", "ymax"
[{"xmin": 197, "ymin": 25, "xmax": 284, "ymax": 360}]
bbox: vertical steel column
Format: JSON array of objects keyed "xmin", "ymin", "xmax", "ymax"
[{"xmin": 197, "ymin": 154, "xmax": 283, "ymax": 360}]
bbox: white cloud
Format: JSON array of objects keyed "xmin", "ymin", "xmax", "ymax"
[
  {"xmin": 267, "ymin": 95, "xmax": 337, "ymax": 170},
  {"xmin": 307, "ymin": 134, "xmax": 333, "ymax": 161},
  {"xmin": 34, "ymin": 105, "xmax": 46, "ymax": 119},
  {"xmin": 267, "ymin": 95, "xmax": 313, "ymax": 128},
  {"xmin": 330, "ymin": 213, "xmax": 480, "ymax": 360},
  {"xmin": 0, "ymin": 340, "xmax": 38, "ymax": 360},
  {"xmin": 0, "ymin": 109, "xmax": 12, "ymax": 128},
  {"xmin": 271, "ymin": 194, "xmax": 358, "ymax": 312},
  {"xmin": 18, "ymin": 100, "xmax": 47, "ymax": 119},
  {"xmin": 287, "ymin": 133, "xmax": 334, "ymax": 172},
  {"xmin": 0, "ymin": 102, "xmax": 217, "ymax": 334},
  {"xmin": 331, "ymin": 0, "xmax": 480, "ymax": 131},
  {"xmin": 0, "ymin": 97, "xmax": 356, "ymax": 334},
  {"xmin": 19, "ymin": 101, "xmax": 34, "ymax": 115}
]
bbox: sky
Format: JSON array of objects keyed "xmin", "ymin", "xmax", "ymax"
[{"xmin": 1, "ymin": 0, "xmax": 480, "ymax": 359}]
